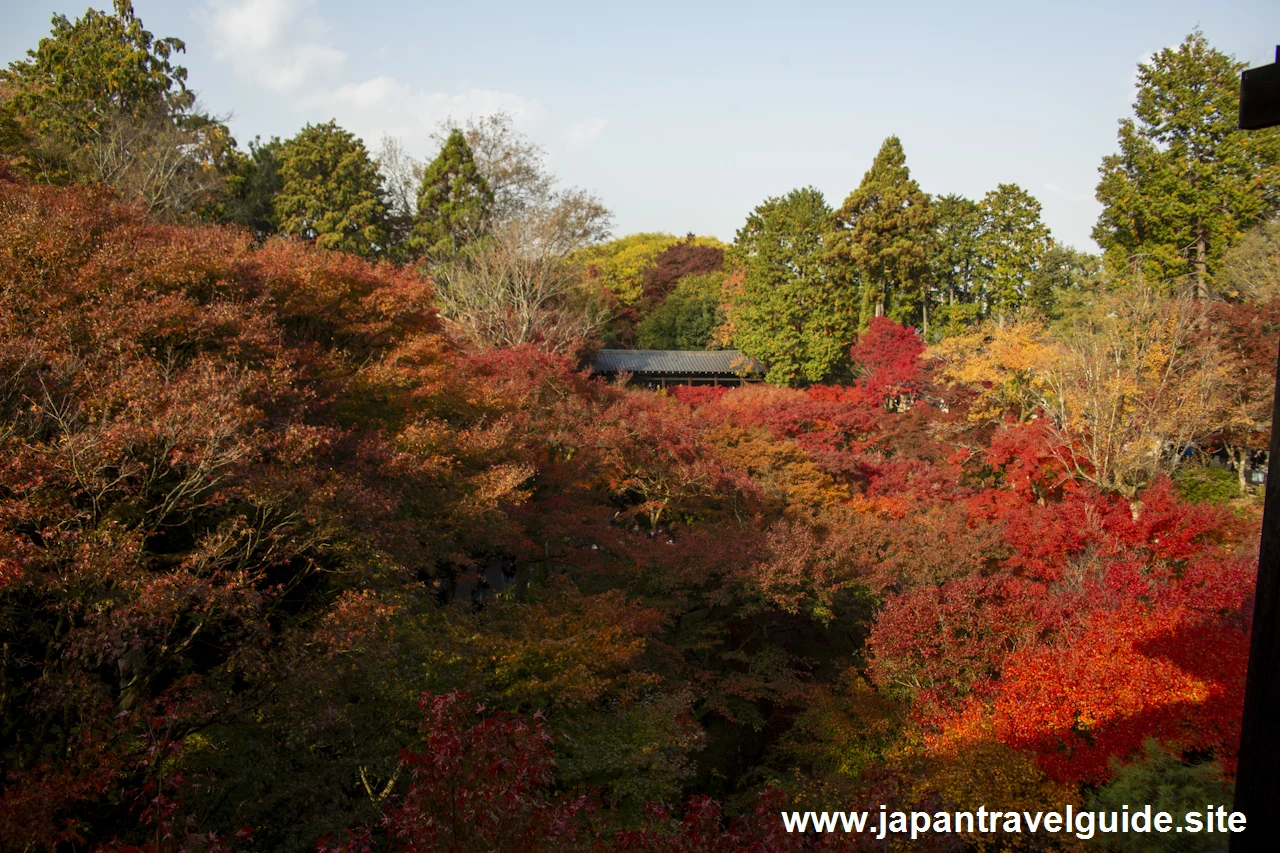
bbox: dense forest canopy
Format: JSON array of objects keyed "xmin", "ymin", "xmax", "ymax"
[{"xmin": 2, "ymin": 4, "xmax": 1280, "ymax": 852}]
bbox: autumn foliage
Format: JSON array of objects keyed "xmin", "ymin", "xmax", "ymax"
[{"xmin": 0, "ymin": 177, "xmax": 1263, "ymax": 852}]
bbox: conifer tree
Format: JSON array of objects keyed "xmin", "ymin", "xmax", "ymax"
[
  {"xmin": 1094, "ymin": 30, "xmax": 1280, "ymax": 296},
  {"xmin": 1027, "ymin": 242, "xmax": 1100, "ymax": 320},
  {"xmin": 929, "ymin": 193, "xmax": 984, "ymax": 334},
  {"xmin": 222, "ymin": 135, "xmax": 283, "ymax": 237},
  {"xmin": 976, "ymin": 184, "xmax": 1050, "ymax": 323},
  {"xmin": 835, "ymin": 136, "xmax": 935, "ymax": 333},
  {"xmin": 274, "ymin": 120, "xmax": 388, "ymax": 257},
  {"xmin": 727, "ymin": 187, "xmax": 856, "ymax": 385},
  {"xmin": 412, "ymin": 128, "xmax": 493, "ymax": 259}
]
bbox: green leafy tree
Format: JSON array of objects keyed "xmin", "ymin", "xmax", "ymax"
[
  {"xmin": 0, "ymin": 81, "xmax": 20, "ymax": 157},
  {"xmin": 930, "ymin": 194, "xmax": 982, "ymax": 304},
  {"xmin": 0, "ymin": 0, "xmax": 233, "ymax": 217},
  {"xmin": 411, "ymin": 128, "xmax": 493, "ymax": 259},
  {"xmin": 637, "ymin": 272, "xmax": 725, "ymax": 350},
  {"xmin": 275, "ymin": 120, "xmax": 389, "ymax": 257},
  {"xmin": 727, "ymin": 187, "xmax": 856, "ymax": 385},
  {"xmin": 221, "ymin": 135, "xmax": 283, "ymax": 237},
  {"xmin": 1027, "ymin": 241, "xmax": 1101, "ymax": 319},
  {"xmin": 976, "ymin": 183, "xmax": 1051, "ymax": 322},
  {"xmin": 835, "ymin": 136, "xmax": 935, "ymax": 332},
  {"xmin": 1094, "ymin": 30, "xmax": 1280, "ymax": 296},
  {"xmin": 1, "ymin": 0, "xmax": 191, "ymax": 166}
]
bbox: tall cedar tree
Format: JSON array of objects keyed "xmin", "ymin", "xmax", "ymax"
[
  {"xmin": 835, "ymin": 136, "xmax": 935, "ymax": 333},
  {"xmin": 976, "ymin": 183, "xmax": 1051, "ymax": 323},
  {"xmin": 928, "ymin": 193, "xmax": 984, "ymax": 335},
  {"xmin": 727, "ymin": 187, "xmax": 856, "ymax": 385},
  {"xmin": 412, "ymin": 128, "xmax": 493, "ymax": 259},
  {"xmin": 275, "ymin": 120, "xmax": 389, "ymax": 257},
  {"xmin": 1094, "ymin": 30, "xmax": 1280, "ymax": 296}
]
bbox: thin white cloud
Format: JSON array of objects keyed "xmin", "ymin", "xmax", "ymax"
[
  {"xmin": 323, "ymin": 76, "xmax": 402, "ymax": 111},
  {"xmin": 566, "ymin": 118, "xmax": 608, "ymax": 149},
  {"xmin": 1043, "ymin": 182, "xmax": 1092, "ymax": 204},
  {"xmin": 198, "ymin": 0, "xmax": 601, "ymax": 161},
  {"xmin": 206, "ymin": 0, "xmax": 295, "ymax": 51},
  {"xmin": 295, "ymin": 77, "xmax": 550, "ymax": 155},
  {"xmin": 199, "ymin": 0, "xmax": 345, "ymax": 95}
]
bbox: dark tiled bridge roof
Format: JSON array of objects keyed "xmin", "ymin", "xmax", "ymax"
[{"xmin": 592, "ymin": 349, "xmax": 765, "ymax": 375}]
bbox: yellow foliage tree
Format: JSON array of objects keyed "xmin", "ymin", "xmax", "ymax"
[
  {"xmin": 930, "ymin": 313, "xmax": 1056, "ymax": 422},
  {"xmin": 1039, "ymin": 292, "xmax": 1240, "ymax": 496},
  {"xmin": 934, "ymin": 295, "xmax": 1241, "ymax": 497},
  {"xmin": 573, "ymin": 232, "xmax": 678, "ymax": 306},
  {"xmin": 707, "ymin": 423, "xmax": 850, "ymax": 517},
  {"xmin": 915, "ymin": 721, "xmax": 1082, "ymax": 852}
]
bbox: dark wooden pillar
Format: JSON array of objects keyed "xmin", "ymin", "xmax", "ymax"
[
  {"xmin": 1231, "ymin": 338, "xmax": 1280, "ymax": 850},
  {"xmin": 1232, "ymin": 49, "xmax": 1280, "ymax": 852}
]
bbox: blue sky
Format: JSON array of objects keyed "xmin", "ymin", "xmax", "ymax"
[{"xmin": 2, "ymin": 0, "xmax": 1278, "ymax": 250}]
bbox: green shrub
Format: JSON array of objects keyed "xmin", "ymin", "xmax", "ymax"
[
  {"xmin": 1086, "ymin": 739, "xmax": 1232, "ymax": 852},
  {"xmin": 1173, "ymin": 464, "xmax": 1239, "ymax": 504}
]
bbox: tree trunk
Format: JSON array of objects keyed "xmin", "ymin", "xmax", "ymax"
[
  {"xmin": 1230, "ymin": 445, "xmax": 1250, "ymax": 495},
  {"xmin": 922, "ymin": 291, "xmax": 929, "ymax": 339},
  {"xmin": 514, "ymin": 562, "xmax": 530, "ymax": 601},
  {"xmin": 1194, "ymin": 226, "xmax": 1209, "ymax": 299},
  {"xmin": 536, "ymin": 540, "xmax": 551, "ymax": 584}
]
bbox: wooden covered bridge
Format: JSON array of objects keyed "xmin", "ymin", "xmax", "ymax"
[{"xmin": 590, "ymin": 349, "xmax": 765, "ymax": 388}]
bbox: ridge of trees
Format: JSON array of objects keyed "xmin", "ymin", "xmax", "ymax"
[{"xmin": 5, "ymin": 7, "xmax": 1277, "ymax": 376}]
